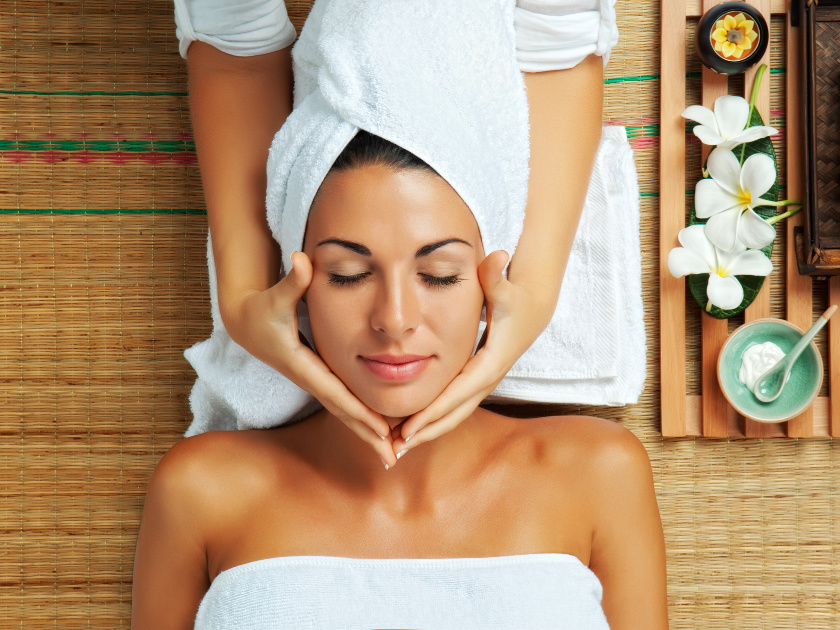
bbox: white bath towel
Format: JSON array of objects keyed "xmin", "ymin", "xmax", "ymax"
[
  {"xmin": 488, "ymin": 125, "xmax": 646, "ymax": 406},
  {"xmin": 182, "ymin": 0, "xmax": 644, "ymax": 436}
]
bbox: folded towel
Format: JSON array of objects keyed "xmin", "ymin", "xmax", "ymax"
[
  {"xmin": 487, "ymin": 125, "xmax": 646, "ymax": 406},
  {"xmin": 182, "ymin": 0, "xmax": 644, "ymax": 437}
]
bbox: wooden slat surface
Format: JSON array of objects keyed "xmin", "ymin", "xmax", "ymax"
[
  {"xmin": 661, "ymin": 0, "xmax": 830, "ymax": 439},
  {"xmin": 659, "ymin": 0, "xmax": 688, "ymax": 436},
  {"xmin": 831, "ymin": 277, "xmax": 840, "ymax": 437},
  {"xmin": 699, "ymin": 1, "xmax": 731, "ymax": 438},
  {"xmin": 784, "ymin": 0, "xmax": 815, "ymax": 437},
  {"xmin": 687, "ymin": 395, "xmax": 833, "ymax": 436},
  {"xmin": 742, "ymin": 0, "xmax": 777, "ymax": 439},
  {"xmin": 686, "ymin": 0, "xmax": 786, "ymax": 16}
]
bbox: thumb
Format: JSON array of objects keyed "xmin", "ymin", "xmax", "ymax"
[
  {"xmin": 477, "ymin": 250, "xmax": 509, "ymax": 295},
  {"xmin": 272, "ymin": 251, "xmax": 313, "ymax": 310}
]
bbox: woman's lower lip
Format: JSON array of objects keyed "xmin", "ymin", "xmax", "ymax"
[{"xmin": 361, "ymin": 357, "xmax": 431, "ymax": 381}]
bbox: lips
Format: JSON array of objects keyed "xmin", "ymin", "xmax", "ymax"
[{"xmin": 361, "ymin": 354, "xmax": 432, "ymax": 381}]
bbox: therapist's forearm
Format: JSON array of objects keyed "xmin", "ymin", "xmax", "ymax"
[
  {"xmin": 512, "ymin": 55, "xmax": 604, "ymax": 326},
  {"xmin": 186, "ymin": 42, "xmax": 294, "ymax": 328}
]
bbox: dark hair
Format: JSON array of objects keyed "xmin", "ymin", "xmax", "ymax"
[
  {"xmin": 330, "ymin": 129, "xmax": 439, "ymax": 175},
  {"xmin": 311, "ymin": 130, "xmax": 440, "ymax": 209}
]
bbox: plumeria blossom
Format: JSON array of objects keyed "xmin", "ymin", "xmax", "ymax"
[
  {"xmin": 695, "ymin": 147, "xmax": 778, "ymax": 252},
  {"xmin": 668, "ymin": 225, "xmax": 772, "ymax": 311},
  {"xmin": 682, "ymin": 95, "xmax": 777, "ymax": 149}
]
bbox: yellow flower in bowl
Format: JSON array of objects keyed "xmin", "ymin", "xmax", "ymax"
[{"xmin": 711, "ymin": 11, "xmax": 759, "ymax": 59}]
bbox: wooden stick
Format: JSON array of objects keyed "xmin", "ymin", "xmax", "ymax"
[
  {"xmin": 699, "ymin": 33, "xmax": 731, "ymax": 437},
  {"xmin": 785, "ymin": 0, "xmax": 814, "ymax": 437},
  {"xmin": 830, "ymin": 279, "xmax": 840, "ymax": 437},
  {"xmin": 685, "ymin": 0, "xmax": 786, "ymax": 17},
  {"xmin": 687, "ymin": 395, "xmax": 832, "ymax": 436},
  {"xmin": 659, "ymin": 0, "xmax": 688, "ymax": 437},
  {"xmin": 743, "ymin": 0, "xmax": 776, "ymax": 438}
]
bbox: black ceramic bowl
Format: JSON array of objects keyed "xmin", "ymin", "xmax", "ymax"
[{"xmin": 695, "ymin": 1, "xmax": 768, "ymax": 75}]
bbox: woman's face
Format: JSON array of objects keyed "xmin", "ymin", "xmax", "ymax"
[{"xmin": 303, "ymin": 163, "xmax": 485, "ymax": 419}]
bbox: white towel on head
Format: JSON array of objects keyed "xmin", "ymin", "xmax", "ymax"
[
  {"xmin": 181, "ymin": 0, "xmax": 645, "ymax": 437},
  {"xmin": 266, "ymin": 0, "xmax": 529, "ymax": 279}
]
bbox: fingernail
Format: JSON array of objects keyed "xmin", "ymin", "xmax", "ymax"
[
  {"xmin": 404, "ymin": 432, "xmax": 415, "ymax": 443},
  {"xmin": 380, "ymin": 433, "xmax": 386, "ymax": 440},
  {"xmin": 378, "ymin": 456, "xmax": 389, "ymax": 470},
  {"xmin": 396, "ymin": 449, "xmax": 407, "ymax": 459}
]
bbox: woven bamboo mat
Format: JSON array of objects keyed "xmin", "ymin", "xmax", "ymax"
[{"xmin": 0, "ymin": 0, "xmax": 836, "ymax": 627}]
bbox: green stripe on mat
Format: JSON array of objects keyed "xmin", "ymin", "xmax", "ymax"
[
  {"xmin": 0, "ymin": 140, "xmax": 195, "ymax": 151},
  {"xmin": 3, "ymin": 69, "xmax": 787, "ymax": 96},
  {"xmin": 0, "ymin": 69, "xmax": 788, "ymax": 96},
  {"xmin": 0, "ymin": 90, "xmax": 189, "ymax": 97},
  {"xmin": 1, "ymin": 208, "xmax": 206, "ymax": 215},
  {"xmin": 605, "ymin": 67, "xmax": 784, "ymax": 85},
  {"xmin": 0, "ymin": 124, "xmax": 660, "ymax": 151}
]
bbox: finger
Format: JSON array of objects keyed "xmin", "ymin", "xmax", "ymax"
[
  {"xmin": 339, "ymin": 414, "xmax": 397, "ymax": 467},
  {"xmin": 285, "ymin": 344, "xmax": 393, "ymax": 440},
  {"xmin": 477, "ymin": 251, "xmax": 514, "ymax": 324},
  {"xmin": 295, "ymin": 356, "xmax": 397, "ymax": 465},
  {"xmin": 270, "ymin": 251, "xmax": 314, "ymax": 316},
  {"xmin": 394, "ymin": 390, "xmax": 489, "ymax": 456},
  {"xmin": 398, "ymin": 352, "xmax": 501, "ymax": 440},
  {"xmin": 477, "ymin": 249, "xmax": 509, "ymax": 291}
]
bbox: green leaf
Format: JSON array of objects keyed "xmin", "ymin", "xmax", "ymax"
[{"xmin": 686, "ymin": 107, "xmax": 777, "ymax": 319}]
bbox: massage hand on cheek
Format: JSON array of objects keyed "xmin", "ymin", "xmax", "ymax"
[
  {"xmin": 226, "ymin": 209, "xmax": 546, "ymax": 470},
  {"xmin": 297, "ymin": 153, "xmax": 518, "ymax": 466}
]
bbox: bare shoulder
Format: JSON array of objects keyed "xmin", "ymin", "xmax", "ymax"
[
  {"xmin": 147, "ymin": 430, "xmax": 291, "ymax": 529},
  {"xmin": 498, "ymin": 413, "xmax": 649, "ymax": 476}
]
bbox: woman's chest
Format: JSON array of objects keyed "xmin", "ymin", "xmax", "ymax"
[{"xmin": 207, "ymin": 460, "xmax": 595, "ymax": 581}]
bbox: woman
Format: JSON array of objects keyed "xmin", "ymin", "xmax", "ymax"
[
  {"xmin": 175, "ymin": 0, "xmax": 617, "ymax": 467},
  {"xmin": 131, "ymin": 130, "xmax": 668, "ymax": 629}
]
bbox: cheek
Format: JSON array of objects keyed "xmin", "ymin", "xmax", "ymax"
[
  {"xmin": 426, "ymin": 283, "xmax": 484, "ymax": 357},
  {"xmin": 305, "ymin": 283, "xmax": 363, "ymax": 361}
]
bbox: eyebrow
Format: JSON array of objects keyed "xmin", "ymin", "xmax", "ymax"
[{"xmin": 316, "ymin": 237, "xmax": 472, "ymax": 258}]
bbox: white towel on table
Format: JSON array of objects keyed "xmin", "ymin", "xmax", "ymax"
[
  {"xmin": 487, "ymin": 125, "xmax": 645, "ymax": 406},
  {"xmin": 182, "ymin": 0, "xmax": 644, "ymax": 437}
]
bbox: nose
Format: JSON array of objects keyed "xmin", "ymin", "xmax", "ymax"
[{"xmin": 370, "ymin": 273, "xmax": 420, "ymax": 338}]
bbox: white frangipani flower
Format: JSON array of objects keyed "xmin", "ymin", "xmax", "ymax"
[
  {"xmin": 668, "ymin": 225, "xmax": 772, "ymax": 311},
  {"xmin": 695, "ymin": 147, "xmax": 777, "ymax": 252},
  {"xmin": 682, "ymin": 95, "xmax": 777, "ymax": 149}
]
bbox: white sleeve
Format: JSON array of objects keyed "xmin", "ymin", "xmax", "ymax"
[
  {"xmin": 173, "ymin": 0, "xmax": 297, "ymax": 60},
  {"xmin": 514, "ymin": 0, "xmax": 619, "ymax": 72}
]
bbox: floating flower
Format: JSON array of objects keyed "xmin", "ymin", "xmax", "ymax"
[
  {"xmin": 712, "ymin": 12, "xmax": 758, "ymax": 59},
  {"xmin": 682, "ymin": 95, "xmax": 777, "ymax": 149},
  {"xmin": 668, "ymin": 225, "xmax": 772, "ymax": 311},
  {"xmin": 695, "ymin": 147, "xmax": 779, "ymax": 251}
]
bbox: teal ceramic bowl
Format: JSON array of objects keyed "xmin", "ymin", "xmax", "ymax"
[{"xmin": 717, "ymin": 318, "xmax": 822, "ymax": 423}]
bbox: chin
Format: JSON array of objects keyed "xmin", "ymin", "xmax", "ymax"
[{"xmin": 354, "ymin": 386, "xmax": 439, "ymax": 420}]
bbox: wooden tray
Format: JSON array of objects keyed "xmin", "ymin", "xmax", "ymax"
[
  {"xmin": 795, "ymin": 0, "xmax": 840, "ymax": 275},
  {"xmin": 659, "ymin": 0, "xmax": 840, "ymax": 438}
]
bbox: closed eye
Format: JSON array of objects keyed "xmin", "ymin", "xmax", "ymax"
[
  {"xmin": 328, "ymin": 272, "xmax": 464, "ymax": 288},
  {"xmin": 328, "ymin": 272, "xmax": 370, "ymax": 286},
  {"xmin": 420, "ymin": 274, "xmax": 464, "ymax": 288}
]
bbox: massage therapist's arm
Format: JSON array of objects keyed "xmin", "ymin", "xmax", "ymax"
[
  {"xmin": 394, "ymin": 55, "xmax": 604, "ymax": 451},
  {"xmin": 184, "ymin": 42, "xmax": 395, "ymax": 462}
]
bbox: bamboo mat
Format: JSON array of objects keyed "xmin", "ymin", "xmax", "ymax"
[{"xmin": 0, "ymin": 0, "xmax": 836, "ymax": 627}]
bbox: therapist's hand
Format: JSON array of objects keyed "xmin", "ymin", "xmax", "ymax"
[
  {"xmin": 389, "ymin": 250, "xmax": 554, "ymax": 459},
  {"xmin": 225, "ymin": 251, "xmax": 397, "ymax": 465}
]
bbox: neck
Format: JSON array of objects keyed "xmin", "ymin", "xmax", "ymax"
[{"xmin": 304, "ymin": 406, "xmax": 491, "ymax": 510}]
